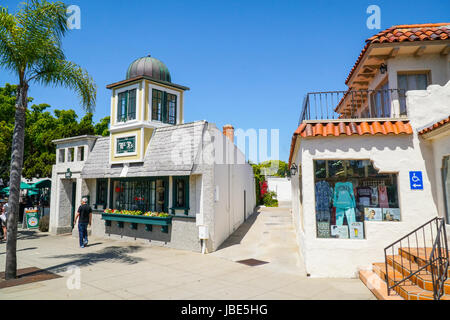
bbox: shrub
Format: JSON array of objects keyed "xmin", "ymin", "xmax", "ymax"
[
  {"xmin": 262, "ymin": 191, "xmax": 278, "ymax": 207},
  {"xmin": 39, "ymin": 215, "xmax": 50, "ymax": 232}
]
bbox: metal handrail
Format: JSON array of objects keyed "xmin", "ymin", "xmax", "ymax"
[
  {"xmin": 299, "ymin": 89, "xmax": 407, "ymax": 122},
  {"xmin": 384, "ymin": 217, "xmax": 449, "ymax": 300}
]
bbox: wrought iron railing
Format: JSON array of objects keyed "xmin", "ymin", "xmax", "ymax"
[
  {"xmin": 298, "ymin": 89, "xmax": 407, "ymax": 125},
  {"xmin": 384, "ymin": 217, "xmax": 449, "ymax": 300}
]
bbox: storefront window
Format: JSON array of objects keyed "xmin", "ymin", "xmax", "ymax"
[
  {"xmin": 172, "ymin": 176, "xmax": 189, "ymax": 209},
  {"xmin": 111, "ymin": 178, "xmax": 168, "ymax": 213},
  {"xmin": 314, "ymin": 160, "xmax": 400, "ymax": 240},
  {"xmin": 96, "ymin": 179, "xmax": 108, "ymax": 209}
]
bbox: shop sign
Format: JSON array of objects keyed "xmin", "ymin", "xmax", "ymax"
[
  {"xmin": 409, "ymin": 171, "xmax": 423, "ymax": 190},
  {"xmin": 117, "ymin": 136, "xmax": 136, "ymax": 154},
  {"xmin": 25, "ymin": 208, "xmax": 40, "ymax": 229}
]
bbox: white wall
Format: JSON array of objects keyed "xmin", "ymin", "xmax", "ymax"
[
  {"xmin": 210, "ymin": 125, "xmax": 256, "ymax": 250},
  {"xmin": 267, "ymin": 177, "xmax": 292, "ymax": 202}
]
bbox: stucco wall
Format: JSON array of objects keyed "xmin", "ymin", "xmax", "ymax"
[
  {"xmin": 430, "ymin": 132, "xmax": 450, "ymax": 219},
  {"xmin": 211, "ymin": 125, "xmax": 256, "ymax": 251},
  {"xmin": 267, "ymin": 177, "xmax": 292, "ymax": 202},
  {"xmin": 292, "ymin": 133, "xmax": 438, "ymax": 278}
]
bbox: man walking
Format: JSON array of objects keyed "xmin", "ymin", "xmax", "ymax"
[{"xmin": 74, "ymin": 198, "xmax": 92, "ymax": 248}]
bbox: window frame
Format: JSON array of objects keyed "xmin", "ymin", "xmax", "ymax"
[
  {"xmin": 171, "ymin": 176, "xmax": 190, "ymax": 215},
  {"xmin": 96, "ymin": 179, "xmax": 108, "ymax": 208},
  {"xmin": 108, "ymin": 177, "xmax": 169, "ymax": 213},
  {"xmin": 397, "ymin": 71, "xmax": 431, "ymax": 116},
  {"xmin": 116, "ymin": 85, "xmax": 139, "ymax": 123},
  {"xmin": 149, "ymin": 85, "xmax": 180, "ymax": 125}
]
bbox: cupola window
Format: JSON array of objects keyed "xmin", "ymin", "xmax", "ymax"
[
  {"xmin": 152, "ymin": 89, "xmax": 177, "ymax": 125},
  {"xmin": 117, "ymin": 89, "xmax": 137, "ymax": 122}
]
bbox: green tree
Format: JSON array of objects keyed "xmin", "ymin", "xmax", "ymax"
[
  {"xmin": 95, "ymin": 116, "xmax": 110, "ymax": 137},
  {"xmin": 0, "ymin": 0, "xmax": 96, "ymax": 280}
]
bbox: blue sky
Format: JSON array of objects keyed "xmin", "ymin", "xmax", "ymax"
[{"xmin": 1, "ymin": 0, "xmax": 449, "ymax": 163}]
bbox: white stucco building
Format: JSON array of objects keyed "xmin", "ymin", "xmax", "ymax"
[
  {"xmin": 49, "ymin": 55, "xmax": 256, "ymax": 253},
  {"xmin": 289, "ymin": 23, "xmax": 450, "ymax": 278}
]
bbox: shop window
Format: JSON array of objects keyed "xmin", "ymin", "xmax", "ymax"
[
  {"xmin": 314, "ymin": 160, "xmax": 400, "ymax": 240},
  {"xmin": 117, "ymin": 89, "xmax": 137, "ymax": 122},
  {"xmin": 96, "ymin": 179, "xmax": 108, "ymax": 209},
  {"xmin": 111, "ymin": 178, "xmax": 168, "ymax": 213},
  {"xmin": 151, "ymin": 89, "xmax": 177, "ymax": 125},
  {"xmin": 172, "ymin": 176, "xmax": 189, "ymax": 212},
  {"xmin": 443, "ymin": 156, "xmax": 450, "ymax": 223}
]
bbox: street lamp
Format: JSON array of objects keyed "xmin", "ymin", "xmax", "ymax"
[
  {"xmin": 379, "ymin": 63, "xmax": 387, "ymax": 74},
  {"xmin": 65, "ymin": 168, "xmax": 72, "ymax": 179},
  {"xmin": 290, "ymin": 163, "xmax": 298, "ymax": 176}
]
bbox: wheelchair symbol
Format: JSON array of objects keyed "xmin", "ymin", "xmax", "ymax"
[{"xmin": 411, "ymin": 173, "xmax": 420, "ymax": 183}]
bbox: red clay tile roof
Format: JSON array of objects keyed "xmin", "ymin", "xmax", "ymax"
[
  {"xmin": 288, "ymin": 120, "xmax": 413, "ymax": 167},
  {"xmin": 345, "ymin": 23, "xmax": 450, "ymax": 85},
  {"xmin": 419, "ymin": 116, "xmax": 450, "ymax": 135}
]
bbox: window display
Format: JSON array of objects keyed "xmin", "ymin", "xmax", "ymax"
[{"xmin": 314, "ymin": 160, "xmax": 401, "ymax": 239}]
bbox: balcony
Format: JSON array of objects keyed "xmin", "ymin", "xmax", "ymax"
[{"xmin": 298, "ymin": 89, "xmax": 407, "ymax": 125}]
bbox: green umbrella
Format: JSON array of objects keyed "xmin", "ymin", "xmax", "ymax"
[{"xmin": 1, "ymin": 182, "xmax": 34, "ymax": 194}]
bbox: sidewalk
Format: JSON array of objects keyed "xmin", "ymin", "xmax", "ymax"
[{"xmin": 0, "ymin": 223, "xmax": 375, "ymax": 300}]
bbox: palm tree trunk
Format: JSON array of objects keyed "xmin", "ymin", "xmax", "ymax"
[{"xmin": 5, "ymin": 83, "xmax": 28, "ymax": 280}]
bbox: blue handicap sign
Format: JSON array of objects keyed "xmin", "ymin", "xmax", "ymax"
[{"xmin": 409, "ymin": 171, "xmax": 423, "ymax": 190}]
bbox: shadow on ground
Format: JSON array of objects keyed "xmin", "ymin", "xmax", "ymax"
[
  {"xmin": 16, "ymin": 230, "xmax": 49, "ymax": 241},
  {"xmin": 0, "ymin": 247, "xmax": 38, "ymax": 255},
  {"xmin": 43, "ymin": 245, "xmax": 145, "ymax": 274},
  {"xmin": 216, "ymin": 210, "xmax": 261, "ymax": 250}
]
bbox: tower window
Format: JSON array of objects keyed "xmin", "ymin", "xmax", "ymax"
[
  {"xmin": 152, "ymin": 89, "xmax": 177, "ymax": 125},
  {"xmin": 117, "ymin": 89, "xmax": 137, "ymax": 122}
]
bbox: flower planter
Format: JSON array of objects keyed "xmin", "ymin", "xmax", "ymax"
[{"xmin": 101, "ymin": 213, "xmax": 173, "ymax": 233}]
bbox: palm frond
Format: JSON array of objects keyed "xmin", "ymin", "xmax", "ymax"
[{"xmin": 31, "ymin": 59, "xmax": 96, "ymax": 112}]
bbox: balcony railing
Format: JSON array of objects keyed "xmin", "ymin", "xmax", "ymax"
[{"xmin": 299, "ymin": 89, "xmax": 407, "ymax": 125}]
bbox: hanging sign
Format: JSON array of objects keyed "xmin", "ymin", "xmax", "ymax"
[{"xmin": 117, "ymin": 136, "xmax": 136, "ymax": 154}]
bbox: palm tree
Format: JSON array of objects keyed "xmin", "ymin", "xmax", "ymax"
[{"xmin": 0, "ymin": 0, "xmax": 96, "ymax": 280}]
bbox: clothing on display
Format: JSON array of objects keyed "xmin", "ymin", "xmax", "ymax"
[
  {"xmin": 333, "ymin": 182, "xmax": 356, "ymax": 209},
  {"xmin": 315, "ymin": 181, "xmax": 333, "ymax": 222},
  {"xmin": 370, "ymin": 186, "xmax": 379, "ymax": 206},
  {"xmin": 378, "ymin": 185, "xmax": 389, "ymax": 208}
]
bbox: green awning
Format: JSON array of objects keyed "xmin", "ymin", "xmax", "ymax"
[{"xmin": 31, "ymin": 179, "xmax": 51, "ymax": 189}]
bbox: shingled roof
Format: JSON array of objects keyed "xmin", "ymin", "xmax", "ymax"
[{"xmin": 81, "ymin": 121, "xmax": 207, "ymax": 179}]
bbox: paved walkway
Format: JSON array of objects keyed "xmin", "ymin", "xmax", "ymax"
[{"xmin": 0, "ymin": 207, "xmax": 375, "ymax": 300}]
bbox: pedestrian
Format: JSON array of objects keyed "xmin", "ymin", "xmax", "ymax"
[
  {"xmin": 1, "ymin": 201, "xmax": 7, "ymax": 241},
  {"xmin": 73, "ymin": 197, "xmax": 92, "ymax": 248}
]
